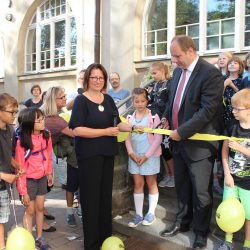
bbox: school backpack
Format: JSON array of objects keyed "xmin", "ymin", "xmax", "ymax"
[{"xmin": 13, "ymin": 127, "xmax": 48, "ymax": 161}]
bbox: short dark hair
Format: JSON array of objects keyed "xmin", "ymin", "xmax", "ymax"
[
  {"xmin": 171, "ymin": 35, "xmax": 196, "ymax": 52},
  {"xmin": 83, "ymin": 63, "xmax": 108, "ymax": 91},
  {"xmin": 31, "ymin": 85, "xmax": 42, "ymax": 94}
]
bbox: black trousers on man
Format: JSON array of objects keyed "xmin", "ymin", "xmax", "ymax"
[
  {"xmin": 78, "ymin": 155, "xmax": 114, "ymax": 250},
  {"xmin": 173, "ymin": 149, "xmax": 214, "ymax": 236}
]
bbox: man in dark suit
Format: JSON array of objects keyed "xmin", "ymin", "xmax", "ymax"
[{"xmin": 160, "ymin": 35, "xmax": 224, "ymax": 249}]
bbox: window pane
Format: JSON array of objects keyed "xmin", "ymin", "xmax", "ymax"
[
  {"xmin": 41, "ymin": 25, "xmax": 50, "ymax": 50},
  {"xmin": 147, "ymin": 0, "xmax": 167, "ymax": 30},
  {"xmin": 176, "ymin": 27, "xmax": 186, "ymax": 36},
  {"xmin": 70, "ymin": 18, "xmax": 77, "ymax": 44},
  {"xmin": 27, "ymin": 29, "xmax": 36, "ymax": 54},
  {"xmin": 222, "ymin": 19, "xmax": 235, "ymax": 33},
  {"xmin": 246, "ymin": 0, "xmax": 250, "ymax": 15},
  {"xmin": 207, "ymin": 22, "xmax": 219, "ymax": 36},
  {"xmin": 246, "ymin": 16, "xmax": 250, "ymax": 30},
  {"xmin": 55, "ymin": 20, "xmax": 65, "ymax": 48},
  {"xmin": 176, "ymin": 0, "xmax": 199, "ymax": 26},
  {"xmin": 221, "ymin": 35, "xmax": 234, "ymax": 48},
  {"xmin": 188, "ymin": 25, "xmax": 199, "ymax": 37},
  {"xmin": 145, "ymin": 32, "xmax": 155, "ymax": 44},
  {"xmin": 207, "ymin": 0, "xmax": 235, "ymax": 21},
  {"xmin": 145, "ymin": 45, "xmax": 155, "ymax": 57},
  {"xmin": 157, "ymin": 43, "xmax": 167, "ymax": 55},
  {"xmin": 245, "ymin": 32, "xmax": 250, "ymax": 46},
  {"xmin": 157, "ymin": 30, "xmax": 167, "ymax": 42},
  {"xmin": 207, "ymin": 37, "xmax": 219, "ymax": 50},
  {"xmin": 194, "ymin": 38, "xmax": 199, "ymax": 51}
]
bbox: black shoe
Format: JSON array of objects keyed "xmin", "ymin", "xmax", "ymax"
[
  {"xmin": 160, "ymin": 224, "xmax": 189, "ymax": 237},
  {"xmin": 42, "ymin": 225, "xmax": 56, "ymax": 232},
  {"xmin": 193, "ymin": 234, "xmax": 207, "ymax": 249},
  {"xmin": 44, "ymin": 214, "xmax": 55, "ymax": 220}
]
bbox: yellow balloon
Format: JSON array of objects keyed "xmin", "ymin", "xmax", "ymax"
[
  {"xmin": 117, "ymin": 116, "xmax": 129, "ymax": 142},
  {"xmin": 101, "ymin": 236, "xmax": 125, "ymax": 250},
  {"xmin": 6, "ymin": 227, "xmax": 35, "ymax": 250},
  {"xmin": 216, "ymin": 197, "xmax": 245, "ymax": 233}
]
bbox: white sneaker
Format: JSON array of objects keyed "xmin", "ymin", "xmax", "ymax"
[
  {"xmin": 158, "ymin": 176, "xmax": 170, "ymax": 187},
  {"xmin": 166, "ymin": 176, "xmax": 175, "ymax": 188}
]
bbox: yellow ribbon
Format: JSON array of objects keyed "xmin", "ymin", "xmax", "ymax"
[
  {"xmin": 141, "ymin": 128, "xmax": 245, "ymax": 141},
  {"xmin": 117, "ymin": 116, "xmax": 245, "ymax": 142}
]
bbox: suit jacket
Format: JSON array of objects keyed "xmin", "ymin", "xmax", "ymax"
[{"xmin": 163, "ymin": 57, "xmax": 224, "ymax": 161}]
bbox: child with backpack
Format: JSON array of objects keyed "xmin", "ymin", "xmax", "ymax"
[
  {"xmin": 15, "ymin": 108, "xmax": 53, "ymax": 250},
  {"xmin": 125, "ymin": 88, "xmax": 162, "ymax": 227}
]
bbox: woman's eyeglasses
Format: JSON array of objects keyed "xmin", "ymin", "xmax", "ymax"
[
  {"xmin": 89, "ymin": 76, "xmax": 105, "ymax": 82},
  {"xmin": 56, "ymin": 95, "xmax": 66, "ymax": 100}
]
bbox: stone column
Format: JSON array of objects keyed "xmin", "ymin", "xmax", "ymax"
[{"xmin": 112, "ymin": 142, "xmax": 133, "ymax": 216}]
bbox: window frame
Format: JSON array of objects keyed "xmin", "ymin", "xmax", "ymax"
[{"xmin": 142, "ymin": 0, "xmax": 249, "ymax": 60}]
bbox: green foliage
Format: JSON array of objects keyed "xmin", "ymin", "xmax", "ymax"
[
  {"xmin": 207, "ymin": 0, "xmax": 235, "ymax": 21},
  {"xmin": 176, "ymin": 0, "xmax": 199, "ymax": 26},
  {"xmin": 148, "ymin": 0, "xmax": 167, "ymax": 30}
]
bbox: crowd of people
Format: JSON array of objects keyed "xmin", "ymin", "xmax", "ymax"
[{"xmin": 0, "ymin": 35, "xmax": 250, "ymax": 250}]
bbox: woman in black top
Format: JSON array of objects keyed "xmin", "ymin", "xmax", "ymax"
[
  {"xmin": 24, "ymin": 85, "xmax": 43, "ymax": 108},
  {"xmin": 69, "ymin": 63, "xmax": 131, "ymax": 250}
]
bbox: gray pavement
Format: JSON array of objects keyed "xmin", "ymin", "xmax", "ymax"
[{"xmin": 6, "ymin": 186, "xmax": 84, "ymax": 250}]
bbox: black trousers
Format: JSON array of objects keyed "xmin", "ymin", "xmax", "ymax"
[
  {"xmin": 173, "ymin": 149, "xmax": 214, "ymax": 236},
  {"xmin": 78, "ymin": 155, "xmax": 114, "ymax": 250}
]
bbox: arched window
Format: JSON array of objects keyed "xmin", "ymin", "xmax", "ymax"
[{"xmin": 26, "ymin": 0, "xmax": 77, "ymax": 72}]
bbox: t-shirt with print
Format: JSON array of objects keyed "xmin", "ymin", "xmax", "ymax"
[{"xmin": 225, "ymin": 120, "xmax": 250, "ymax": 190}]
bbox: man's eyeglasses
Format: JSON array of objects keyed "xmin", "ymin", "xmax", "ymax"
[
  {"xmin": 89, "ymin": 76, "xmax": 105, "ymax": 82},
  {"xmin": 0, "ymin": 109, "xmax": 19, "ymax": 116},
  {"xmin": 56, "ymin": 95, "xmax": 66, "ymax": 100},
  {"xmin": 35, "ymin": 116, "xmax": 45, "ymax": 123},
  {"xmin": 231, "ymin": 106, "xmax": 250, "ymax": 112}
]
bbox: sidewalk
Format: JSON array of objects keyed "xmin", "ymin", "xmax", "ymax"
[
  {"xmin": 6, "ymin": 187, "xmax": 84, "ymax": 250},
  {"xmin": 6, "ymin": 186, "xmax": 167, "ymax": 250}
]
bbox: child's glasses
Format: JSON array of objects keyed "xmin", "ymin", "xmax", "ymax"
[
  {"xmin": 35, "ymin": 116, "xmax": 45, "ymax": 123},
  {"xmin": 0, "ymin": 109, "xmax": 19, "ymax": 116},
  {"xmin": 231, "ymin": 106, "xmax": 250, "ymax": 112}
]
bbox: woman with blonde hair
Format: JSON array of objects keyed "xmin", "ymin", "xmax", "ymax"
[
  {"xmin": 218, "ymin": 52, "xmax": 233, "ymax": 77},
  {"xmin": 41, "ymin": 87, "xmax": 80, "ymax": 227}
]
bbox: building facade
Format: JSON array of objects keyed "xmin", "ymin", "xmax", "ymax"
[{"xmin": 0, "ymin": 0, "xmax": 249, "ymax": 100}]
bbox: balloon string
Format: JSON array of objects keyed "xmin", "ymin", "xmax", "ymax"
[
  {"xmin": 18, "ymin": 177, "xmax": 29, "ymax": 229},
  {"xmin": 9, "ymin": 184, "xmax": 18, "ymax": 227}
]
